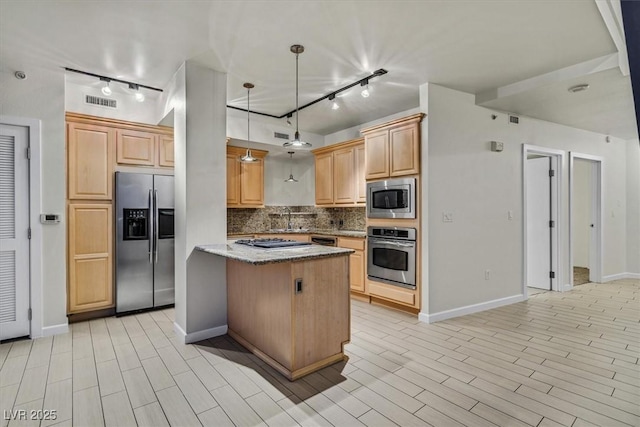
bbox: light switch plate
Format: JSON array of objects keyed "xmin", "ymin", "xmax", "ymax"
[{"xmin": 443, "ymin": 212, "xmax": 453, "ymax": 223}]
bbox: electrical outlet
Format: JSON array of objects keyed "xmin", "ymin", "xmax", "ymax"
[
  {"xmin": 330, "ymin": 220, "xmax": 334, "ymax": 225},
  {"xmin": 508, "ymin": 210, "xmax": 514, "ymax": 220},
  {"xmin": 485, "ymin": 270, "xmax": 490, "ymax": 280},
  {"xmin": 443, "ymin": 212, "xmax": 453, "ymax": 223},
  {"xmin": 339, "ymin": 219, "xmax": 344, "ymax": 226}
]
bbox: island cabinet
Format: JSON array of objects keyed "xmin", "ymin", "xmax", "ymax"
[
  {"xmin": 227, "ymin": 146, "xmax": 268, "ymax": 208},
  {"xmin": 361, "ymin": 113, "xmax": 424, "ymax": 180},
  {"xmin": 225, "ymin": 254, "xmax": 351, "ymax": 380},
  {"xmin": 312, "ymin": 138, "xmax": 365, "ymax": 206}
]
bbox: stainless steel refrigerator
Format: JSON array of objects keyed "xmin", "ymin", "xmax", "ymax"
[{"xmin": 115, "ymin": 172, "xmax": 174, "ymax": 313}]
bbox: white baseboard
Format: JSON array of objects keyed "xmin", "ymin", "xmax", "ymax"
[
  {"xmin": 41, "ymin": 323, "xmax": 69, "ymax": 337},
  {"xmin": 602, "ymin": 272, "xmax": 640, "ymax": 282},
  {"xmin": 419, "ymin": 294, "xmax": 526, "ymax": 324},
  {"xmin": 174, "ymin": 322, "xmax": 228, "ymax": 344}
]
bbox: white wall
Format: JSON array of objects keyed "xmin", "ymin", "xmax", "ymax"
[
  {"xmin": 324, "ymin": 107, "xmax": 421, "ymax": 146},
  {"xmin": 0, "ymin": 66, "xmax": 67, "ymax": 329},
  {"xmin": 157, "ymin": 61, "xmax": 228, "ymax": 341},
  {"xmin": 627, "ymin": 139, "xmax": 640, "ymax": 274},
  {"xmin": 65, "ymin": 80, "xmax": 160, "ymax": 124},
  {"xmin": 264, "ymin": 154, "xmax": 315, "ymax": 206},
  {"xmin": 225, "ymin": 108, "xmax": 324, "ymax": 149},
  {"xmin": 425, "ymin": 84, "xmax": 629, "ymax": 315},
  {"xmin": 572, "ymin": 159, "xmax": 592, "ymax": 268}
]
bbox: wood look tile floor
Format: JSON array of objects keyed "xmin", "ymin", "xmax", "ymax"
[{"xmin": 1, "ymin": 279, "xmax": 638, "ymax": 426}]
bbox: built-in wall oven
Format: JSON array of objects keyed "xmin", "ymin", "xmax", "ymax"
[
  {"xmin": 367, "ymin": 226, "xmax": 416, "ymax": 289},
  {"xmin": 366, "ymin": 178, "xmax": 416, "ymax": 219}
]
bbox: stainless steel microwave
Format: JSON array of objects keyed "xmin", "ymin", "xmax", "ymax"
[{"xmin": 366, "ymin": 178, "xmax": 416, "ymax": 219}]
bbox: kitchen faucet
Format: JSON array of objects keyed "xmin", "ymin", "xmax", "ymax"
[{"xmin": 284, "ymin": 207, "xmax": 292, "ymax": 230}]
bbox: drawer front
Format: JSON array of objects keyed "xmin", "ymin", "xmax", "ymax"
[
  {"xmin": 368, "ymin": 282, "xmax": 415, "ymax": 306},
  {"xmin": 338, "ymin": 237, "xmax": 365, "ymax": 251}
]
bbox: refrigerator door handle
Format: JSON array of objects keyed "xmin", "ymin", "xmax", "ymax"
[
  {"xmin": 154, "ymin": 189, "xmax": 159, "ymax": 263},
  {"xmin": 148, "ymin": 189, "xmax": 153, "ymax": 264}
]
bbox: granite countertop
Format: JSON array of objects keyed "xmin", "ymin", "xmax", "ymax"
[
  {"xmin": 228, "ymin": 229, "xmax": 366, "ymax": 238},
  {"xmin": 196, "ymin": 240, "xmax": 355, "ymax": 265}
]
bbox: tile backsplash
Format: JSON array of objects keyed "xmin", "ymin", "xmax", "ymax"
[{"xmin": 227, "ymin": 206, "xmax": 366, "ymax": 234}]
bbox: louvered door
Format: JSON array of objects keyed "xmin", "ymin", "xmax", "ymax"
[{"xmin": 0, "ymin": 125, "xmax": 30, "ymax": 340}]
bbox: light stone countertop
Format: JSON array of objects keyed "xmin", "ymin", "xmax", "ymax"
[
  {"xmin": 195, "ymin": 240, "xmax": 354, "ymax": 265},
  {"xmin": 228, "ymin": 229, "xmax": 367, "ymax": 238}
]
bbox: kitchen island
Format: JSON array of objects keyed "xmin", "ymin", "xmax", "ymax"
[{"xmin": 196, "ymin": 241, "xmax": 354, "ymax": 380}]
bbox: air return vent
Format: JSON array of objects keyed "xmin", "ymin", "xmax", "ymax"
[
  {"xmin": 274, "ymin": 132, "xmax": 289, "ymax": 140},
  {"xmin": 85, "ymin": 95, "xmax": 117, "ymax": 109},
  {"xmin": 508, "ymin": 114, "xmax": 519, "ymax": 125}
]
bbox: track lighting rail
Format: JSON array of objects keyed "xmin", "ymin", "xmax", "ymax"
[
  {"xmin": 228, "ymin": 68, "xmax": 388, "ymax": 119},
  {"xmin": 64, "ymin": 67, "xmax": 164, "ymax": 92}
]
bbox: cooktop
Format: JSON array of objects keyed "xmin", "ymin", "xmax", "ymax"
[{"xmin": 234, "ymin": 238, "xmax": 313, "ymax": 249}]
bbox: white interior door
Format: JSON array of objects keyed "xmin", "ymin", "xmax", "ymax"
[
  {"xmin": 0, "ymin": 124, "xmax": 30, "ymax": 340},
  {"xmin": 527, "ymin": 156, "xmax": 551, "ymax": 290}
]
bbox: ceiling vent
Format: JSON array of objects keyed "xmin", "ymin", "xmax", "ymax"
[
  {"xmin": 508, "ymin": 114, "xmax": 519, "ymax": 125},
  {"xmin": 85, "ymin": 94, "xmax": 117, "ymax": 109},
  {"xmin": 274, "ymin": 132, "xmax": 289, "ymax": 140}
]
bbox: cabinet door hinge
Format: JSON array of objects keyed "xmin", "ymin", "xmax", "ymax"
[
  {"xmin": 27, "ymin": 228, "xmax": 31, "ymax": 239},
  {"xmin": 550, "ymin": 271, "xmax": 556, "ymax": 279},
  {"xmin": 549, "ymin": 220, "xmax": 555, "ymax": 228},
  {"xmin": 28, "ymin": 308, "xmax": 32, "ymax": 321},
  {"xmin": 26, "ymin": 146, "xmax": 31, "ymax": 160},
  {"xmin": 549, "ymin": 169, "xmax": 555, "ymax": 177}
]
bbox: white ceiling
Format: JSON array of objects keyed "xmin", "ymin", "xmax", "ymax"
[{"xmin": 1, "ymin": 0, "xmax": 636, "ymax": 138}]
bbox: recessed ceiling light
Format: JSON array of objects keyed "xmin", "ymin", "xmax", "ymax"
[{"xmin": 568, "ymin": 84, "xmax": 589, "ymax": 93}]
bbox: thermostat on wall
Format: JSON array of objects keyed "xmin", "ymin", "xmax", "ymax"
[{"xmin": 40, "ymin": 214, "xmax": 61, "ymax": 224}]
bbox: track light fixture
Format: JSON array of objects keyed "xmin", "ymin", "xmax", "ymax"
[
  {"xmin": 328, "ymin": 94, "xmax": 340, "ymax": 110},
  {"xmin": 360, "ymin": 80, "xmax": 370, "ymax": 98},
  {"xmin": 100, "ymin": 77, "xmax": 112, "ymax": 96},
  {"xmin": 128, "ymin": 83, "xmax": 145, "ymax": 102},
  {"xmin": 240, "ymin": 83, "xmax": 259, "ymax": 163}
]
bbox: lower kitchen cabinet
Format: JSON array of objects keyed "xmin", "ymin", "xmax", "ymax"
[
  {"xmin": 368, "ymin": 281, "xmax": 416, "ymax": 307},
  {"xmin": 338, "ymin": 237, "xmax": 366, "ymax": 293},
  {"xmin": 68, "ymin": 203, "xmax": 114, "ymax": 313}
]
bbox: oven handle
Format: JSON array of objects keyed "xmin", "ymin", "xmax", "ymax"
[{"xmin": 369, "ymin": 238, "xmax": 415, "ymax": 248}]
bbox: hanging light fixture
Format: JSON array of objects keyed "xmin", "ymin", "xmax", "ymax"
[
  {"xmin": 100, "ymin": 77, "xmax": 112, "ymax": 96},
  {"xmin": 240, "ymin": 83, "xmax": 259, "ymax": 163},
  {"xmin": 283, "ymin": 44, "xmax": 312, "ymax": 149},
  {"xmin": 284, "ymin": 151, "xmax": 299, "ymax": 182}
]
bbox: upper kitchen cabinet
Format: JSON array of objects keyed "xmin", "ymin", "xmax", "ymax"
[
  {"xmin": 361, "ymin": 113, "xmax": 424, "ymax": 180},
  {"xmin": 116, "ymin": 128, "xmax": 156, "ymax": 166},
  {"xmin": 67, "ymin": 121, "xmax": 115, "ymax": 200},
  {"xmin": 227, "ymin": 145, "xmax": 268, "ymax": 208},
  {"xmin": 158, "ymin": 135, "xmax": 175, "ymax": 167},
  {"xmin": 312, "ymin": 138, "xmax": 365, "ymax": 207}
]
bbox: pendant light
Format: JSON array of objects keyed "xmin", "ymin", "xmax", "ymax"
[
  {"xmin": 283, "ymin": 44, "xmax": 312, "ymax": 149},
  {"xmin": 284, "ymin": 151, "xmax": 298, "ymax": 182},
  {"xmin": 240, "ymin": 82, "xmax": 259, "ymax": 163}
]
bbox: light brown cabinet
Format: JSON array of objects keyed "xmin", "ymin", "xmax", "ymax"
[
  {"xmin": 362, "ymin": 113, "xmax": 424, "ymax": 180},
  {"xmin": 67, "ymin": 122, "xmax": 115, "ymax": 200},
  {"xmin": 314, "ymin": 152, "xmax": 334, "ymax": 205},
  {"xmin": 66, "ymin": 112, "xmax": 174, "ymax": 317},
  {"xmin": 227, "ymin": 146, "xmax": 268, "ymax": 208},
  {"xmin": 68, "ymin": 203, "xmax": 113, "ymax": 313},
  {"xmin": 158, "ymin": 135, "xmax": 175, "ymax": 167},
  {"xmin": 337, "ymin": 237, "xmax": 366, "ymax": 293},
  {"xmin": 116, "ymin": 129, "xmax": 156, "ymax": 166},
  {"xmin": 312, "ymin": 138, "xmax": 365, "ymax": 207}
]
